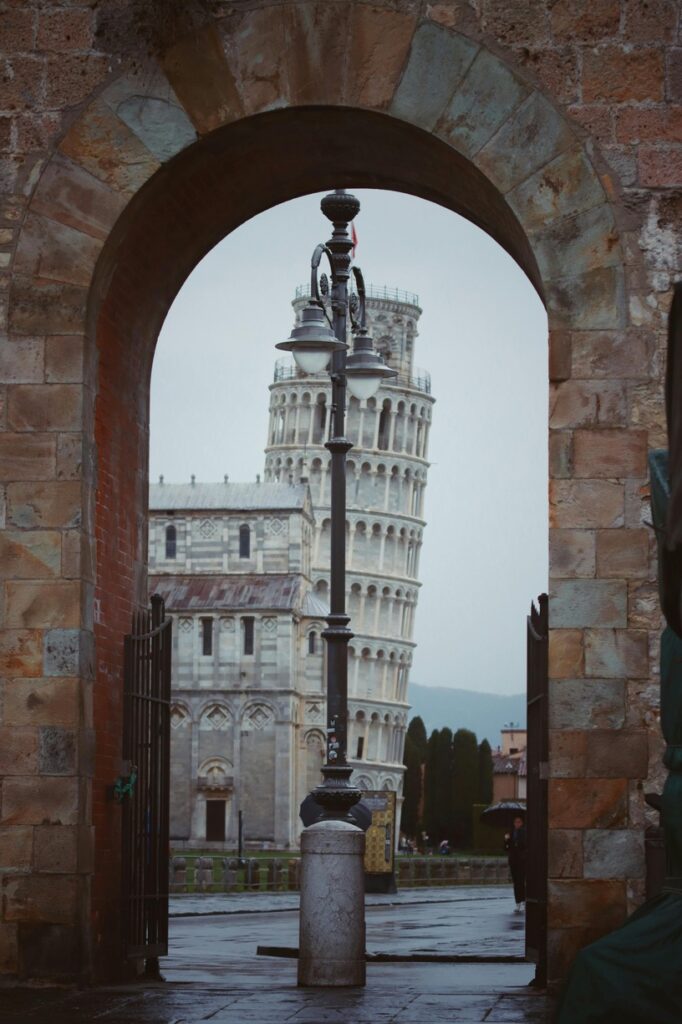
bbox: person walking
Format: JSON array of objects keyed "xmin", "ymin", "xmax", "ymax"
[{"xmin": 504, "ymin": 814, "xmax": 526, "ymax": 912}]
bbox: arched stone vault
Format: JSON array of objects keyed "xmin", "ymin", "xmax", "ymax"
[{"xmin": 0, "ymin": 0, "xmax": 669, "ymax": 986}]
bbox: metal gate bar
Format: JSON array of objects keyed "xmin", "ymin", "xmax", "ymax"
[
  {"xmin": 122, "ymin": 594, "xmax": 171, "ymax": 965},
  {"xmin": 525, "ymin": 593, "xmax": 548, "ymax": 986}
]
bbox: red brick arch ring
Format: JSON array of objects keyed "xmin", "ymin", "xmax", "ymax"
[{"xmin": 6, "ymin": 10, "xmax": 645, "ymax": 983}]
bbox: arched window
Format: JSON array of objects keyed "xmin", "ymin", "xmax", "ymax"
[
  {"xmin": 308, "ymin": 631, "xmax": 317, "ymax": 655},
  {"xmin": 165, "ymin": 524, "xmax": 176, "ymax": 559},
  {"xmin": 243, "ymin": 616, "xmax": 255, "ymax": 655},
  {"xmin": 239, "ymin": 524, "xmax": 250, "ymax": 559}
]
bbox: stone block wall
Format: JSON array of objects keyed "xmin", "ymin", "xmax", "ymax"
[{"xmin": 0, "ymin": 0, "xmax": 679, "ymax": 985}]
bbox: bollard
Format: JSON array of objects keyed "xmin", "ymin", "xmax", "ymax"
[
  {"xmin": 170, "ymin": 856, "xmax": 187, "ymax": 892},
  {"xmin": 196, "ymin": 856, "xmax": 214, "ymax": 891},
  {"xmin": 268, "ymin": 858, "xmax": 283, "ymax": 890},
  {"xmin": 246, "ymin": 858, "xmax": 260, "ymax": 891},
  {"xmin": 288, "ymin": 858, "xmax": 300, "ymax": 891},
  {"xmin": 222, "ymin": 857, "xmax": 238, "ymax": 892},
  {"xmin": 298, "ymin": 820, "xmax": 365, "ymax": 987}
]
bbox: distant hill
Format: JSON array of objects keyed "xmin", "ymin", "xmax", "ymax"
[{"xmin": 407, "ymin": 683, "xmax": 526, "ymax": 746}]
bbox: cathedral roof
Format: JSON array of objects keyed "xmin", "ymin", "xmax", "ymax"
[
  {"xmin": 300, "ymin": 590, "xmax": 330, "ymax": 618},
  {"xmin": 149, "ymin": 480, "xmax": 308, "ymax": 512},
  {"xmin": 150, "ymin": 573, "xmax": 303, "ymax": 612}
]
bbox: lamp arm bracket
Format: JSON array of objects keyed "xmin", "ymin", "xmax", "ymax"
[
  {"xmin": 310, "ymin": 243, "xmax": 335, "ymax": 328},
  {"xmin": 350, "ymin": 265, "xmax": 367, "ymax": 331}
]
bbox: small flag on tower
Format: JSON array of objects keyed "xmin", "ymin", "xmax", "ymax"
[{"xmin": 351, "ymin": 221, "xmax": 358, "ymax": 258}]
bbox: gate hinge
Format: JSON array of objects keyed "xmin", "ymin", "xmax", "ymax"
[{"xmin": 109, "ymin": 764, "xmax": 138, "ymax": 803}]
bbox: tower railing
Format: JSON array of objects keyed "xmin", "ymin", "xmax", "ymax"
[
  {"xmin": 273, "ymin": 357, "xmax": 431, "ymax": 395},
  {"xmin": 294, "ymin": 283, "xmax": 420, "ymax": 307}
]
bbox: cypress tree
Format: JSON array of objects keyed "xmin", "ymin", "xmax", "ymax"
[
  {"xmin": 477, "ymin": 738, "xmax": 494, "ymax": 806},
  {"xmin": 401, "ymin": 717, "xmax": 429, "ymax": 839},
  {"xmin": 452, "ymin": 728, "xmax": 479, "ymax": 848},
  {"xmin": 407, "ymin": 715, "xmax": 428, "ymax": 758},
  {"xmin": 424, "ymin": 727, "xmax": 454, "ymax": 846},
  {"xmin": 401, "ymin": 733, "xmax": 422, "ymax": 839}
]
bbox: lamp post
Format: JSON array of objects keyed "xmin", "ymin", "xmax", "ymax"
[
  {"xmin": 277, "ymin": 189, "xmax": 396, "ymax": 819},
  {"xmin": 277, "ymin": 190, "xmax": 395, "ymax": 987}
]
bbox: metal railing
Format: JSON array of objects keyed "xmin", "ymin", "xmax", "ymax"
[
  {"xmin": 294, "ymin": 283, "xmax": 420, "ymax": 307},
  {"xmin": 169, "ymin": 853, "xmax": 509, "ymax": 893},
  {"xmin": 273, "ymin": 357, "xmax": 431, "ymax": 395}
]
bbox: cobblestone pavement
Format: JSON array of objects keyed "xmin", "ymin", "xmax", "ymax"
[{"xmin": 1, "ymin": 887, "xmax": 556, "ymax": 1023}]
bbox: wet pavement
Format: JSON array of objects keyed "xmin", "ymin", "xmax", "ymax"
[{"xmin": 1, "ymin": 886, "xmax": 556, "ymax": 1022}]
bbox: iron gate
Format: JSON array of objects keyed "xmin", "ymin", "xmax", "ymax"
[
  {"xmin": 121, "ymin": 594, "xmax": 172, "ymax": 968},
  {"xmin": 525, "ymin": 593, "xmax": 548, "ymax": 986}
]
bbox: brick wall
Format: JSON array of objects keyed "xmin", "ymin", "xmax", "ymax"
[{"xmin": 0, "ymin": 0, "xmax": 679, "ymax": 984}]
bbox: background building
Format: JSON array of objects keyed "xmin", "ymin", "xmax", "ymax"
[
  {"xmin": 152, "ymin": 286, "xmax": 433, "ymax": 847},
  {"xmin": 149, "ymin": 481, "xmax": 327, "ymax": 848},
  {"xmin": 264, "ymin": 285, "xmax": 435, "ymax": 795},
  {"xmin": 492, "ymin": 727, "xmax": 528, "ymax": 803}
]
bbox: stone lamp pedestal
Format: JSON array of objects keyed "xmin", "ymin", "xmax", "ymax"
[{"xmin": 298, "ymin": 819, "xmax": 366, "ymax": 986}]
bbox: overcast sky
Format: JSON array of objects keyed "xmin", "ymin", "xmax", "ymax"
[{"xmin": 150, "ymin": 189, "xmax": 548, "ymax": 697}]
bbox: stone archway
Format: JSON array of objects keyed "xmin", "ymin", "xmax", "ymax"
[{"xmin": 1, "ymin": 3, "xmax": 661, "ymax": 986}]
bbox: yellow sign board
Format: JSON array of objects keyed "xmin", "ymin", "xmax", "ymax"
[{"xmin": 362, "ymin": 790, "xmax": 396, "ymax": 874}]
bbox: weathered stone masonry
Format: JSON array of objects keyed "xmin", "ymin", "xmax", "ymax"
[{"xmin": 0, "ymin": 0, "xmax": 679, "ymax": 986}]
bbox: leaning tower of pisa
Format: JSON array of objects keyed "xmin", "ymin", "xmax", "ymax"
[{"xmin": 264, "ymin": 285, "xmax": 434, "ymax": 801}]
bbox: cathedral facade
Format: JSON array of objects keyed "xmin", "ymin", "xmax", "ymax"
[{"xmin": 151, "ymin": 287, "xmax": 433, "ymax": 848}]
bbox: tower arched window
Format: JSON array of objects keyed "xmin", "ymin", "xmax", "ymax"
[
  {"xmin": 165, "ymin": 524, "xmax": 176, "ymax": 560},
  {"xmin": 377, "ymin": 401, "xmax": 390, "ymax": 450},
  {"xmin": 239, "ymin": 524, "xmax": 250, "ymax": 559},
  {"xmin": 308, "ymin": 631, "xmax": 317, "ymax": 655}
]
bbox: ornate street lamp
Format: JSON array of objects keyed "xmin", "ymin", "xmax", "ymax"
[{"xmin": 277, "ymin": 189, "xmax": 396, "ymax": 819}]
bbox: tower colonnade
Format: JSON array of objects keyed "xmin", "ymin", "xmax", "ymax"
[{"xmin": 264, "ymin": 288, "xmax": 434, "ymax": 800}]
